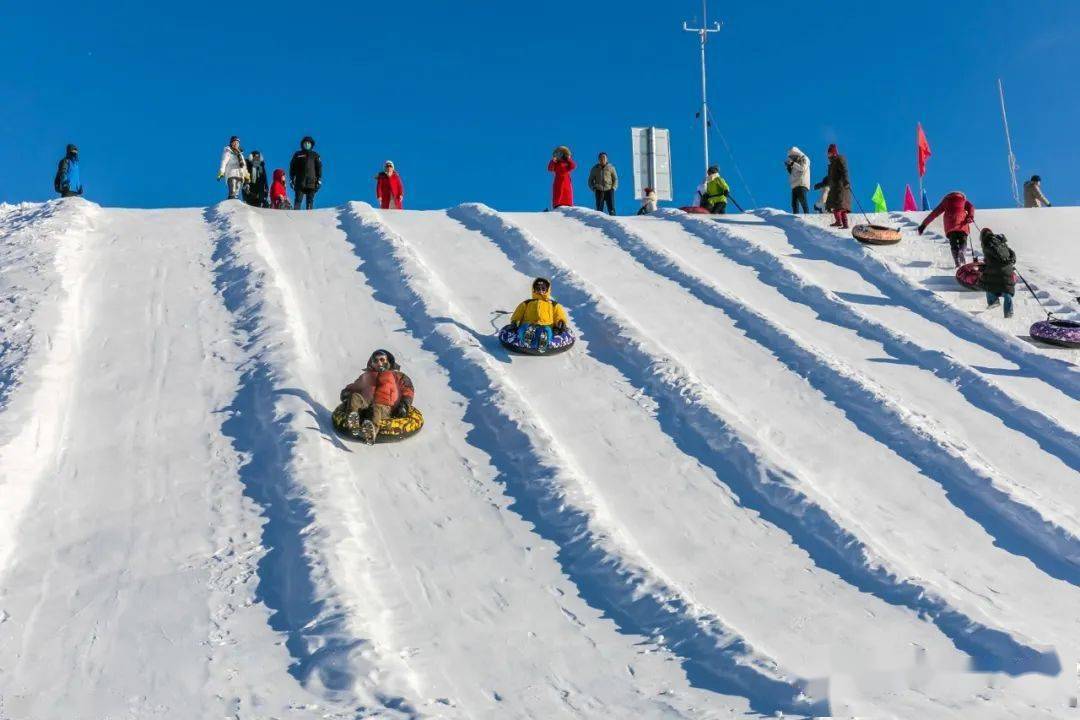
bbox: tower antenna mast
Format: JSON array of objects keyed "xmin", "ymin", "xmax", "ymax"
[{"xmin": 683, "ymin": 0, "xmax": 722, "ymax": 172}]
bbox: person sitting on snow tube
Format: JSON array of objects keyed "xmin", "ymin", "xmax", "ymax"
[
  {"xmin": 507, "ymin": 277, "xmax": 570, "ymax": 352},
  {"xmin": 979, "ymin": 228, "xmax": 1017, "ymax": 319},
  {"xmin": 340, "ymin": 349, "xmax": 416, "ymax": 443}
]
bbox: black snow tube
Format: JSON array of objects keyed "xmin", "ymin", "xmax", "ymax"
[
  {"xmin": 331, "ymin": 402, "xmax": 424, "ymax": 443},
  {"xmin": 498, "ymin": 324, "xmax": 576, "ymax": 356},
  {"xmin": 1029, "ymin": 319, "xmax": 1080, "ymax": 349}
]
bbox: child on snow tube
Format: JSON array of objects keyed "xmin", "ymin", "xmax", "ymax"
[
  {"xmin": 503, "ymin": 277, "xmax": 572, "ymax": 353},
  {"xmin": 339, "ymin": 349, "xmax": 416, "ymax": 443}
]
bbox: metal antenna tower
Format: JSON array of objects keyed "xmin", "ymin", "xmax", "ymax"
[{"xmin": 683, "ymin": 0, "xmax": 721, "ymax": 172}]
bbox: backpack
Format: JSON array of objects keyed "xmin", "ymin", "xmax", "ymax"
[{"xmin": 983, "ymin": 234, "xmax": 1015, "ymax": 266}]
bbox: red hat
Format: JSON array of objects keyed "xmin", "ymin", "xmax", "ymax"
[{"xmin": 827, "ymin": 143, "xmax": 838, "ymax": 156}]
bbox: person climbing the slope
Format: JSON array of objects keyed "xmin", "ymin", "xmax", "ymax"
[
  {"xmin": 979, "ymin": 228, "xmax": 1017, "ymax": 319},
  {"xmin": 1023, "ymin": 175, "xmax": 1051, "ymax": 208},
  {"xmin": 548, "ymin": 146, "xmax": 576, "ymax": 209},
  {"xmin": 289, "ymin": 135, "xmax": 322, "ymax": 209},
  {"xmin": 918, "ymin": 190, "xmax": 975, "ymax": 267},
  {"xmin": 508, "ymin": 277, "xmax": 570, "ymax": 352},
  {"xmin": 701, "ymin": 166, "xmax": 730, "ymax": 214},
  {"xmin": 270, "ymin": 169, "xmax": 291, "ymax": 209},
  {"xmin": 785, "ymin": 147, "xmax": 810, "ymax": 214},
  {"xmin": 340, "ymin": 349, "xmax": 416, "ymax": 444},
  {"xmin": 375, "ymin": 160, "xmax": 404, "ymax": 209},
  {"xmin": 814, "ymin": 143, "xmax": 853, "ymax": 229},
  {"xmin": 243, "ymin": 150, "xmax": 269, "ymax": 207},
  {"xmin": 54, "ymin": 143, "xmax": 82, "ymax": 198},
  {"xmin": 218, "ymin": 136, "xmax": 249, "ymax": 200}
]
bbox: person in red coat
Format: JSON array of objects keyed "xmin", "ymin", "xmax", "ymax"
[
  {"xmin": 375, "ymin": 161, "xmax": 404, "ymax": 209},
  {"xmin": 918, "ymin": 191, "xmax": 975, "ymax": 266},
  {"xmin": 340, "ymin": 349, "xmax": 415, "ymax": 443},
  {"xmin": 270, "ymin": 169, "xmax": 291, "ymax": 209},
  {"xmin": 548, "ymin": 146, "xmax": 576, "ymax": 208}
]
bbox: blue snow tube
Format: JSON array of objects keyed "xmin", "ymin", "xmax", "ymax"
[{"xmin": 498, "ymin": 324, "xmax": 576, "ymax": 356}]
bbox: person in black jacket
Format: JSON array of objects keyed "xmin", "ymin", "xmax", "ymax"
[
  {"xmin": 54, "ymin": 144, "xmax": 83, "ymax": 198},
  {"xmin": 979, "ymin": 228, "xmax": 1017, "ymax": 318},
  {"xmin": 289, "ymin": 136, "xmax": 322, "ymax": 209},
  {"xmin": 243, "ymin": 150, "xmax": 270, "ymax": 207}
]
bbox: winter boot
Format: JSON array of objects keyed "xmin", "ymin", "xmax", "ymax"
[
  {"xmin": 522, "ymin": 324, "xmax": 537, "ymax": 349},
  {"xmin": 345, "ymin": 410, "xmax": 362, "ymax": 438},
  {"xmin": 1004, "ymin": 307, "xmax": 1014, "ymax": 319},
  {"xmin": 840, "ymin": 211, "xmax": 849, "ymax": 230},
  {"xmin": 829, "ymin": 211, "xmax": 842, "ymax": 227},
  {"xmin": 360, "ymin": 418, "xmax": 378, "ymax": 445}
]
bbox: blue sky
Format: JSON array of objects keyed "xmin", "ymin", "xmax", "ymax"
[{"xmin": 2, "ymin": 1, "xmax": 1076, "ymax": 211}]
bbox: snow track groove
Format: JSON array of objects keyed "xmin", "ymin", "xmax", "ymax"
[
  {"xmin": 448, "ymin": 203, "xmax": 1057, "ymax": 676},
  {"xmin": 208, "ymin": 204, "xmax": 421, "ymax": 718},
  {"xmin": 341, "ymin": 202, "xmax": 826, "ymax": 718},
  {"xmin": 655, "ymin": 210, "xmax": 1080, "ymax": 583}
]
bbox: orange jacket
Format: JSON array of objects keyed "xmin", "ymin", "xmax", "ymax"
[{"xmin": 343, "ymin": 369, "xmax": 415, "ymax": 408}]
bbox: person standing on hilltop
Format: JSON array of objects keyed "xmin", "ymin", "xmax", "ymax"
[
  {"xmin": 701, "ymin": 166, "xmax": 730, "ymax": 214},
  {"xmin": 549, "ymin": 146, "xmax": 576, "ymax": 209},
  {"xmin": 588, "ymin": 152, "xmax": 618, "ymax": 215},
  {"xmin": 217, "ymin": 136, "xmax": 248, "ymax": 200},
  {"xmin": 243, "ymin": 150, "xmax": 269, "ymax": 208},
  {"xmin": 918, "ymin": 190, "xmax": 975, "ymax": 267},
  {"xmin": 785, "ymin": 147, "xmax": 810, "ymax": 214},
  {"xmin": 375, "ymin": 160, "xmax": 405, "ymax": 209},
  {"xmin": 54, "ymin": 144, "xmax": 83, "ymax": 198},
  {"xmin": 1023, "ymin": 175, "xmax": 1051, "ymax": 208},
  {"xmin": 289, "ymin": 136, "xmax": 322, "ymax": 209},
  {"xmin": 814, "ymin": 143, "xmax": 852, "ymax": 229}
]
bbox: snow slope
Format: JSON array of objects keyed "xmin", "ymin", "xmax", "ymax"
[{"xmin": 0, "ymin": 199, "xmax": 1077, "ymax": 719}]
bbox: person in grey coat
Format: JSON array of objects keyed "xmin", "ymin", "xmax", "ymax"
[{"xmin": 588, "ymin": 152, "xmax": 618, "ymax": 215}]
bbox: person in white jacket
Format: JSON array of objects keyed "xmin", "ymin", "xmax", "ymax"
[
  {"xmin": 785, "ymin": 146, "xmax": 810, "ymax": 214},
  {"xmin": 217, "ymin": 136, "xmax": 249, "ymax": 200}
]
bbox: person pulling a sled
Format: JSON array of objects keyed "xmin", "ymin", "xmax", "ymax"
[
  {"xmin": 918, "ymin": 190, "xmax": 975, "ymax": 267},
  {"xmin": 701, "ymin": 166, "xmax": 730, "ymax": 214},
  {"xmin": 979, "ymin": 228, "xmax": 1017, "ymax": 318},
  {"xmin": 340, "ymin": 350, "xmax": 416, "ymax": 444},
  {"xmin": 508, "ymin": 277, "xmax": 569, "ymax": 352},
  {"xmin": 814, "ymin": 143, "xmax": 852, "ymax": 229}
]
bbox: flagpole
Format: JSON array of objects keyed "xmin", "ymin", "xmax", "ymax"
[{"xmin": 997, "ymin": 78, "xmax": 1022, "ymax": 208}]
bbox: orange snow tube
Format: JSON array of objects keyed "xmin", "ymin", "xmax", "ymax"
[{"xmin": 851, "ymin": 224, "xmax": 902, "ymax": 245}]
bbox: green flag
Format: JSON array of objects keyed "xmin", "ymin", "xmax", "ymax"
[{"xmin": 871, "ymin": 183, "xmax": 888, "ymax": 213}]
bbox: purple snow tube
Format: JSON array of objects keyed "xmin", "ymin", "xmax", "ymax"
[
  {"xmin": 1029, "ymin": 319, "xmax": 1080, "ymax": 349},
  {"xmin": 498, "ymin": 324, "xmax": 576, "ymax": 356}
]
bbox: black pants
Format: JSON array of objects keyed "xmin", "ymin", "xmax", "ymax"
[
  {"xmin": 709, "ymin": 200, "xmax": 727, "ymax": 214},
  {"xmin": 594, "ymin": 189, "xmax": 615, "ymax": 215},
  {"xmin": 294, "ymin": 188, "xmax": 316, "ymax": 209},
  {"xmin": 791, "ymin": 187, "xmax": 809, "ymax": 214},
  {"xmin": 59, "ymin": 190, "xmax": 81, "ymax": 198},
  {"xmin": 946, "ymin": 231, "xmax": 969, "ymax": 266}
]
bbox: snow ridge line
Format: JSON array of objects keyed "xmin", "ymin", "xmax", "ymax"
[
  {"xmin": 340, "ymin": 202, "xmax": 827, "ymax": 718},
  {"xmin": 206, "ymin": 204, "xmax": 421, "ymax": 719},
  {"xmin": 761, "ymin": 209, "xmax": 1080, "ymax": 397},
  {"xmin": 652, "ymin": 210, "xmax": 1080, "ymax": 583},
  {"xmin": 0, "ymin": 200, "xmax": 96, "ymax": 581},
  {"xmin": 449, "ymin": 203, "xmax": 1059, "ymax": 676}
]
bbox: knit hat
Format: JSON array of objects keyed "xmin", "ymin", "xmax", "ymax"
[
  {"xmin": 1031, "ymin": 174, "xmax": 1041, "ymax": 183},
  {"xmin": 827, "ymin": 143, "xmax": 838, "ymax": 156},
  {"xmin": 532, "ymin": 277, "xmax": 551, "ymax": 292}
]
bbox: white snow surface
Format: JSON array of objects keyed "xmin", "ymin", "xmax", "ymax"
[{"xmin": 0, "ymin": 198, "xmax": 1077, "ymax": 719}]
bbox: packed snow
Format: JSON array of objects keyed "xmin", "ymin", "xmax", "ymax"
[{"xmin": 0, "ymin": 199, "xmax": 1077, "ymax": 719}]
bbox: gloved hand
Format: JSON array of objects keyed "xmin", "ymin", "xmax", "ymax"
[
  {"xmin": 917, "ymin": 224, "xmax": 926, "ymax": 235},
  {"xmin": 813, "ymin": 181, "xmax": 825, "ymax": 190},
  {"xmin": 553, "ymin": 321, "xmax": 567, "ymax": 334},
  {"xmin": 340, "ymin": 388, "xmax": 352, "ymax": 403},
  {"xmin": 506, "ymin": 322, "xmax": 518, "ymax": 332},
  {"xmin": 217, "ymin": 172, "xmax": 224, "ymax": 181}
]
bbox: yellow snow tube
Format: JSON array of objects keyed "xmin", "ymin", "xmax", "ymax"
[{"xmin": 331, "ymin": 402, "xmax": 424, "ymax": 443}]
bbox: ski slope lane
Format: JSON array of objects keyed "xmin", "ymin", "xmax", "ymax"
[
  {"xmin": 0, "ymin": 207, "xmax": 309, "ymax": 719},
  {"xmin": 566, "ymin": 207, "xmax": 1080, "ymax": 664},
  {"xmin": 484, "ymin": 206, "xmax": 1056, "ymax": 665},
  {"xmin": 372, "ymin": 205, "xmax": 1043, "ymax": 717},
  {"xmin": 657, "ymin": 211, "xmax": 1080, "ymax": 575},
  {"xmin": 217, "ymin": 202, "xmax": 731, "ymax": 719}
]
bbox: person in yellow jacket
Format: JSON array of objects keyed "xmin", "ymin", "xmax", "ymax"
[
  {"xmin": 701, "ymin": 165, "xmax": 730, "ymax": 214},
  {"xmin": 508, "ymin": 277, "xmax": 569, "ymax": 350}
]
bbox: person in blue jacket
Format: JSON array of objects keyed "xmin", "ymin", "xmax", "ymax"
[{"xmin": 54, "ymin": 144, "xmax": 82, "ymax": 198}]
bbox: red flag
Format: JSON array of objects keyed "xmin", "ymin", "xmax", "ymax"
[
  {"xmin": 903, "ymin": 184, "xmax": 918, "ymax": 211},
  {"xmin": 917, "ymin": 123, "xmax": 932, "ymax": 177}
]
